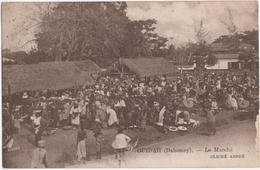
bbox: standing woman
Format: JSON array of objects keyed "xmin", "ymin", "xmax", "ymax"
[
  {"xmin": 112, "ymin": 127, "xmax": 131, "ymax": 167},
  {"xmin": 76, "ymin": 135, "xmax": 88, "ymax": 162},
  {"xmin": 31, "ymin": 110, "xmax": 42, "ymax": 146},
  {"xmin": 63, "ymin": 100, "xmax": 71, "ymax": 126},
  {"xmin": 94, "ymin": 129, "xmax": 104, "ymax": 159},
  {"xmin": 70, "ymin": 102, "xmax": 81, "ymax": 129},
  {"xmin": 140, "ymin": 100, "xmax": 148, "ymax": 132}
]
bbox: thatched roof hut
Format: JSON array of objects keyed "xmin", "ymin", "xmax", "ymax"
[
  {"xmin": 120, "ymin": 57, "xmax": 179, "ymax": 77},
  {"xmin": 3, "ymin": 60, "xmax": 100, "ymax": 95}
]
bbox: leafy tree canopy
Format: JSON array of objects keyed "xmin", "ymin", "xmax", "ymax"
[{"xmin": 34, "ymin": 2, "xmax": 169, "ymax": 66}]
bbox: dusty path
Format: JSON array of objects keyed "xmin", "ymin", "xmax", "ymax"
[{"xmin": 71, "ymin": 120, "xmax": 258, "ymax": 168}]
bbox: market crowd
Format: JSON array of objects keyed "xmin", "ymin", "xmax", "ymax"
[{"xmin": 3, "ymin": 71, "xmax": 259, "ymax": 165}]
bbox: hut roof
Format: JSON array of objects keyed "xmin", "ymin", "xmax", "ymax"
[
  {"xmin": 210, "ymin": 42, "xmax": 234, "ymax": 52},
  {"xmin": 120, "ymin": 57, "xmax": 179, "ymax": 77},
  {"xmin": 3, "ymin": 60, "xmax": 100, "ymax": 95},
  {"xmin": 212, "ymin": 53, "xmax": 239, "ymax": 60}
]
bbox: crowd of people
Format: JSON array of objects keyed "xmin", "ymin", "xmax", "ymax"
[{"xmin": 3, "ymin": 70, "xmax": 259, "ymax": 165}]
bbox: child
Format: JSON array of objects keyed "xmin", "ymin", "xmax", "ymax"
[
  {"xmin": 207, "ymin": 109, "xmax": 216, "ymax": 135},
  {"xmin": 76, "ymin": 136, "xmax": 88, "ymax": 162},
  {"xmin": 94, "ymin": 129, "xmax": 104, "ymax": 159}
]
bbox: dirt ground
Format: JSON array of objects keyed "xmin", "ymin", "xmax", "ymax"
[
  {"xmin": 4, "ymin": 108, "xmax": 256, "ymax": 168},
  {"xmin": 71, "ymin": 119, "xmax": 258, "ymax": 168}
]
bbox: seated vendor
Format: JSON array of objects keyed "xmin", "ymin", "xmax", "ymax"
[{"xmin": 175, "ymin": 110, "xmax": 190, "ymax": 125}]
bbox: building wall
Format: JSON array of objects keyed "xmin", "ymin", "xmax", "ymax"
[{"xmin": 206, "ymin": 58, "xmax": 239, "ymax": 70}]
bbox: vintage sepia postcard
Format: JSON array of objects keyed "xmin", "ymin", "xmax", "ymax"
[{"xmin": 2, "ymin": 1, "xmax": 259, "ymax": 168}]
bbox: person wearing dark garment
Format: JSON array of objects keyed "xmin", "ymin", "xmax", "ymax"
[
  {"xmin": 147, "ymin": 93, "xmax": 155, "ymax": 124},
  {"xmin": 94, "ymin": 129, "xmax": 104, "ymax": 159},
  {"xmin": 31, "ymin": 111, "xmax": 42, "ymax": 146},
  {"xmin": 139, "ymin": 100, "xmax": 148, "ymax": 131},
  {"xmin": 206, "ymin": 105, "xmax": 216, "ymax": 135},
  {"xmin": 76, "ymin": 124, "xmax": 89, "ymax": 161},
  {"xmin": 207, "ymin": 112, "xmax": 216, "ymax": 135},
  {"xmin": 76, "ymin": 125, "xmax": 87, "ymax": 146}
]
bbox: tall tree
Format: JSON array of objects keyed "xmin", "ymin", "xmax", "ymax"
[
  {"xmin": 35, "ymin": 2, "xmax": 168, "ymax": 66},
  {"xmin": 121, "ymin": 19, "xmax": 168, "ymax": 58},
  {"xmin": 36, "ymin": 2, "xmax": 129, "ymax": 62},
  {"xmin": 213, "ymin": 30, "xmax": 258, "ymax": 51},
  {"xmin": 191, "ymin": 19, "xmax": 215, "ymax": 68}
]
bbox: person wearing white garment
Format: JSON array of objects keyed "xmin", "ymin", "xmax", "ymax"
[
  {"xmin": 112, "ymin": 127, "xmax": 132, "ymax": 167},
  {"xmin": 70, "ymin": 102, "xmax": 80, "ymax": 129},
  {"xmin": 31, "ymin": 111, "xmax": 42, "ymax": 146},
  {"xmin": 157, "ymin": 106, "xmax": 165, "ymax": 126},
  {"xmin": 216, "ymin": 78, "xmax": 221, "ymax": 90},
  {"xmin": 107, "ymin": 105, "xmax": 118, "ymax": 127}
]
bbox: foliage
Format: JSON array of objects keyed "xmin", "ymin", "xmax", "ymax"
[
  {"xmin": 36, "ymin": 2, "xmax": 129, "ymax": 61},
  {"xmin": 191, "ymin": 19, "xmax": 215, "ymax": 68},
  {"xmin": 213, "ymin": 29, "xmax": 258, "ymax": 62},
  {"xmin": 213, "ymin": 30, "xmax": 258, "ymax": 51},
  {"xmin": 96, "ymin": 18, "xmax": 169, "ymax": 59},
  {"xmin": 194, "ymin": 19, "xmax": 209, "ymax": 45},
  {"xmin": 242, "ymin": 30, "xmax": 258, "ymax": 51},
  {"xmin": 34, "ymin": 2, "xmax": 169, "ymax": 65}
]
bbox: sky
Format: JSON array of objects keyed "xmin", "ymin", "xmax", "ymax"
[
  {"xmin": 2, "ymin": 1, "xmax": 258, "ymax": 52},
  {"xmin": 126, "ymin": 1, "xmax": 258, "ymax": 46}
]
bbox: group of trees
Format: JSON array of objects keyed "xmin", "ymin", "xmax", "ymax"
[
  {"xmin": 4, "ymin": 3, "xmax": 258, "ymax": 68},
  {"xmin": 166, "ymin": 20, "xmax": 258, "ymax": 68},
  {"xmin": 36, "ymin": 2, "xmax": 213, "ymax": 67},
  {"xmin": 32, "ymin": 2, "xmax": 169, "ymax": 67}
]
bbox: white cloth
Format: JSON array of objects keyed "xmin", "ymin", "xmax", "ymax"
[
  {"xmin": 107, "ymin": 108, "xmax": 118, "ymax": 126},
  {"xmin": 72, "ymin": 115, "xmax": 80, "ymax": 125},
  {"xmin": 40, "ymin": 102, "xmax": 47, "ymax": 110},
  {"xmin": 31, "ymin": 115, "xmax": 41, "ymax": 133},
  {"xmin": 158, "ymin": 106, "xmax": 165, "ymax": 125},
  {"xmin": 70, "ymin": 107, "xmax": 80, "ymax": 125},
  {"xmin": 115, "ymin": 100, "xmax": 126, "ymax": 107},
  {"xmin": 63, "ymin": 103, "xmax": 71, "ymax": 119},
  {"xmin": 34, "ymin": 117, "xmax": 41, "ymax": 126},
  {"xmin": 31, "ymin": 115, "xmax": 41, "ymax": 126},
  {"xmin": 6, "ymin": 138, "xmax": 14, "ymax": 149},
  {"xmin": 216, "ymin": 80, "xmax": 221, "ymax": 89},
  {"xmin": 226, "ymin": 94, "xmax": 238, "ymax": 110},
  {"xmin": 230, "ymin": 98, "xmax": 238, "ymax": 110},
  {"xmin": 161, "ymin": 81, "xmax": 166, "ymax": 87},
  {"xmin": 119, "ymin": 100, "xmax": 126, "ymax": 107},
  {"xmin": 211, "ymin": 101, "xmax": 218, "ymax": 110},
  {"xmin": 112, "ymin": 134, "xmax": 131, "ymax": 149},
  {"xmin": 31, "ymin": 148, "xmax": 46, "ymax": 168},
  {"xmin": 78, "ymin": 100, "xmax": 84, "ymax": 113},
  {"xmin": 155, "ymin": 86, "xmax": 162, "ymax": 92},
  {"xmin": 185, "ymin": 87, "xmax": 190, "ymax": 93},
  {"xmin": 77, "ymin": 140, "xmax": 87, "ymax": 161},
  {"xmin": 95, "ymin": 101, "xmax": 101, "ymax": 108},
  {"xmin": 70, "ymin": 107, "xmax": 80, "ymax": 115}
]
